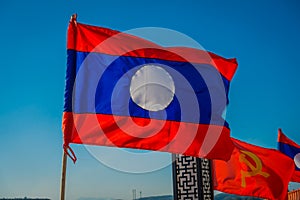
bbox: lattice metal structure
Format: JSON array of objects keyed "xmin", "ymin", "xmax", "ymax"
[
  {"xmin": 172, "ymin": 154, "xmax": 214, "ymax": 200},
  {"xmin": 200, "ymin": 158, "xmax": 214, "ymax": 200}
]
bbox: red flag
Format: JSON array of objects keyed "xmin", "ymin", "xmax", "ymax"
[
  {"xmin": 62, "ymin": 17, "xmax": 238, "ymax": 162},
  {"xmin": 278, "ymin": 129, "xmax": 300, "ymax": 183},
  {"xmin": 213, "ymin": 138, "xmax": 294, "ymax": 200}
]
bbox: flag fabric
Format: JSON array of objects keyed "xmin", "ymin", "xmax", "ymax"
[
  {"xmin": 278, "ymin": 128, "xmax": 300, "ymax": 183},
  {"xmin": 62, "ymin": 16, "xmax": 238, "ymax": 162},
  {"xmin": 213, "ymin": 138, "xmax": 294, "ymax": 200}
]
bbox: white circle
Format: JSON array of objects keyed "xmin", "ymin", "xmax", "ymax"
[
  {"xmin": 130, "ymin": 65, "xmax": 175, "ymax": 111},
  {"xmin": 294, "ymin": 153, "xmax": 300, "ymax": 168}
]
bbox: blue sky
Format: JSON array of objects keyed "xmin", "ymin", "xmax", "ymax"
[{"xmin": 1, "ymin": 0, "xmax": 300, "ymax": 199}]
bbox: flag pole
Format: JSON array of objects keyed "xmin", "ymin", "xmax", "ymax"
[
  {"xmin": 60, "ymin": 14, "xmax": 77, "ymax": 200},
  {"xmin": 60, "ymin": 151, "xmax": 67, "ymax": 200}
]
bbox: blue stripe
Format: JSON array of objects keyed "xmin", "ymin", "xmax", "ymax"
[
  {"xmin": 64, "ymin": 50, "xmax": 230, "ymax": 127},
  {"xmin": 279, "ymin": 142, "xmax": 300, "ymax": 171},
  {"xmin": 63, "ymin": 50, "xmax": 77, "ymax": 112}
]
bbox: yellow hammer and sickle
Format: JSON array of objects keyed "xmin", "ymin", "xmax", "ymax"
[{"xmin": 239, "ymin": 150, "xmax": 270, "ymax": 188}]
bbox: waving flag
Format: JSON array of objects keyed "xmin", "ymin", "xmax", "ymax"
[
  {"xmin": 62, "ymin": 16, "xmax": 238, "ymax": 162},
  {"xmin": 278, "ymin": 128, "xmax": 300, "ymax": 182},
  {"xmin": 213, "ymin": 138, "xmax": 294, "ymax": 200}
]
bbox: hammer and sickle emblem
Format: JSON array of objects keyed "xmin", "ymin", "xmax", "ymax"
[{"xmin": 239, "ymin": 150, "xmax": 270, "ymax": 188}]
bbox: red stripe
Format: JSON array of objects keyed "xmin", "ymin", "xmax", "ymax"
[
  {"xmin": 67, "ymin": 21, "xmax": 238, "ymax": 81},
  {"xmin": 292, "ymin": 171, "xmax": 300, "ymax": 183},
  {"xmin": 62, "ymin": 112, "xmax": 233, "ymax": 160}
]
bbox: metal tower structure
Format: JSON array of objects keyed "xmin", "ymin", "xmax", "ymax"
[{"xmin": 172, "ymin": 154, "xmax": 214, "ymax": 200}]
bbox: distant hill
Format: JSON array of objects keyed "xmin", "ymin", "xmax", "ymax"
[
  {"xmin": 77, "ymin": 198, "xmax": 123, "ymax": 200},
  {"xmin": 137, "ymin": 193, "xmax": 262, "ymax": 200},
  {"xmin": 0, "ymin": 199, "xmax": 50, "ymax": 200},
  {"xmin": 0, "ymin": 193, "xmax": 264, "ymax": 200},
  {"xmin": 136, "ymin": 193, "xmax": 263, "ymax": 200},
  {"xmin": 77, "ymin": 195, "xmax": 173, "ymax": 200},
  {"xmin": 77, "ymin": 193, "xmax": 264, "ymax": 200},
  {"xmin": 215, "ymin": 193, "xmax": 262, "ymax": 200},
  {"xmin": 137, "ymin": 195, "xmax": 172, "ymax": 200}
]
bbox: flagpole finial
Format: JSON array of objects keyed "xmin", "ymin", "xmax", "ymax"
[{"xmin": 70, "ymin": 14, "xmax": 77, "ymax": 23}]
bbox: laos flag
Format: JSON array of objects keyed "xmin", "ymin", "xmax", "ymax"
[
  {"xmin": 278, "ymin": 129, "xmax": 300, "ymax": 182},
  {"xmin": 62, "ymin": 16, "xmax": 238, "ymax": 162}
]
